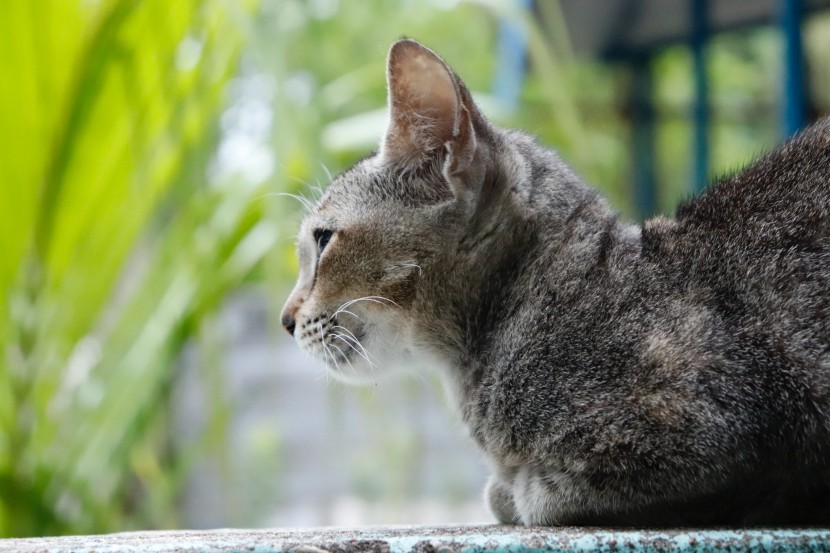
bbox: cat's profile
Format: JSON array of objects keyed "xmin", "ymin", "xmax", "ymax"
[{"xmin": 281, "ymin": 38, "xmax": 830, "ymax": 526}]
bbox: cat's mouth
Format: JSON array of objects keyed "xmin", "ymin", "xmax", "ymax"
[{"xmin": 296, "ymin": 312, "xmax": 372, "ymax": 378}]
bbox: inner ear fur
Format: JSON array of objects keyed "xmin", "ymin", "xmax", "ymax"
[{"xmin": 381, "ymin": 40, "xmax": 476, "ymax": 171}]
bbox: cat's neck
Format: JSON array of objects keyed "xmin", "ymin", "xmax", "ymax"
[{"xmin": 411, "ymin": 142, "xmax": 639, "ymax": 395}]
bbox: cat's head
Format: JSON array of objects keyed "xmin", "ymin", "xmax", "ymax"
[{"xmin": 281, "ymin": 39, "xmax": 504, "ymax": 383}]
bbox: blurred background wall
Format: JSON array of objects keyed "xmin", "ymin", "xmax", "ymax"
[{"xmin": 1, "ymin": 0, "xmax": 829, "ymax": 537}]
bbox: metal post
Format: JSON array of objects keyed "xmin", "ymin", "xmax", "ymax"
[
  {"xmin": 632, "ymin": 56, "xmax": 657, "ymax": 219},
  {"xmin": 691, "ymin": 0, "xmax": 710, "ymax": 195},
  {"xmin": 781, "ymin": 0, "xmax": 805, "ymax": 136}
]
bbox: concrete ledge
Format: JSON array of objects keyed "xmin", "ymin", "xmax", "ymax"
[{"xmin": 2, "ymin": 525, "xmax": 830, "ymax": 552}]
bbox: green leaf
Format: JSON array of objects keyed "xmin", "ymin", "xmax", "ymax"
[{"xmin": 0, "ymin": 0, "xmax": 265, "ymax": 537}]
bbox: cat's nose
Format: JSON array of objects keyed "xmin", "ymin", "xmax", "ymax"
[
  {"xmin": 280, "ymin": 294, "xmax": 303, "ymax": 337},
  {"xmin": 281, "ymin": 313, "xmax": 296, "ymax": 336}
]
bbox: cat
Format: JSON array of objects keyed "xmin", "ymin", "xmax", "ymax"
[{"xmin": 280, "ymin": 38, "xmax": 830, "ymax": 526}]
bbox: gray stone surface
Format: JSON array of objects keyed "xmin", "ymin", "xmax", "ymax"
[{"xmin": 3, "ymin": 525, "xmax": 830, "ymax": 552}]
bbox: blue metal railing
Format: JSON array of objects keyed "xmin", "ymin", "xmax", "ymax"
[
  {"xmin": 781, "ymin": 0, "xmax": 805, "ymax": 136},
  {"xmin": 691, "ymin": 0, "xmax": 710, "ymax": 197},
  {"xmin": 490, "ymin": 0, "xmax": 813, "ymax": 219}
]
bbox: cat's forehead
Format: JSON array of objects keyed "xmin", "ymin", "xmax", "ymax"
[
  {"xmin": 318, "ymin": 156, "xmax": 385, "ymax": 209},
  {"xmin": 315, "ymin": 155, "xmax": 452, "ymax": 218},
  {"xmin": 298, "ymin": 156, "xmax": 389, "ymax": 232}
]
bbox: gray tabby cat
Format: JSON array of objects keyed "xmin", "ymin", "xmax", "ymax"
[{"xmin": 281, "ymin": 39, "xmax": 830, "ymax": 525}]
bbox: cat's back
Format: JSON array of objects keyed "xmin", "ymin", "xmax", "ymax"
[
  {"xmin": 644, "ymin": 117, "xmax": 830, "ymax": 311},
  {"xmin": 672, "ymin": 117, "xmax": 830, "ymax": 250},
  {"xmin": 642, "ymin": 117, "xmax": 830, "ymax": 429}
]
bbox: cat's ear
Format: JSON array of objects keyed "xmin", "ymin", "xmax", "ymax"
[{"xmin": 380, "ymin": 39, "xmax": 479, "ymax": 184}]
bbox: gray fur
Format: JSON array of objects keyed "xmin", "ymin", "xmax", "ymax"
[{"xmin": 281, "ymin": 39, "xmax": 830, "ymax": 525}]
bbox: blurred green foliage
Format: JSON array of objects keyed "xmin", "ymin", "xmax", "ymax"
[
  {"xmin": 0, "ymin": 0, "xmax": 266, "ymax": 537},
  {"xmin": 1, "ymin": 0, "xmax": 829, "ymax": 538}
]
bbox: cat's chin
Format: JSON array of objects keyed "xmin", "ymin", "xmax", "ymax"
[
  {"xmin": 326, "ymin": 367, "xmax": 388, "ymax": 386},
  {"xmin": 315, "ymin": 338, "xmax": 410, "ymax": 386},
  {"xmin": 318, "ymin": 352, "xmax": 392, "ymax": 385},
  {"xmin": 300, "ymin": 343, "xmax": 366, "ymax": 383}
]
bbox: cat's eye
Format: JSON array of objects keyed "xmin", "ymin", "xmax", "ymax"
[{"xmin": 313, "ymin": 228, "xmax": 333, "ymax": 255}]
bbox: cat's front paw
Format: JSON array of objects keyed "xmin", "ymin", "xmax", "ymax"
[{"xmin": 485, "ymin": 475, "xmax": 520, "ymax": 524}]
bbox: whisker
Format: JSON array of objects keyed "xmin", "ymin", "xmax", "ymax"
[
  {"xmin": 303, "ymin": 338, "xmax": 330, "ymax": 385},
  {"xmin": 392, "ymin": 262, "xmax": 423, "ymax": 276},
  {"xmin": 318, "ymin": 162, "xmax": 334, "ymax": 184},
  {"xmin": 330, "ymin": 325, "xmax": 375, "ymax": 364},
  {"xmin": 286, "ymin": 174, "xmax": 326, "ymax": 201},
  {"xmin": 332, "ymin": 331, "xmax": 374, "ymax": 366},
  {"xmin": 334, "ymin": 296, "xmax": 400, "ymax": 317},
  {"xmin": 317, "ymin": 320, "xmax": 342, "ymax": 374},
  {"xmin": 324, "ymin": 340, "xmax": 341, "ymax": 374},
  {"xmin": 274, "ymin": 192, "xmax": 315, "ymax": 213},
  {"xmin": 328, "ymin": 341, "xmax": 357, "ymax": 375},
  {"xmin": 331, "ymin": 307, "xmax": 365, "ymax": 322}
]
